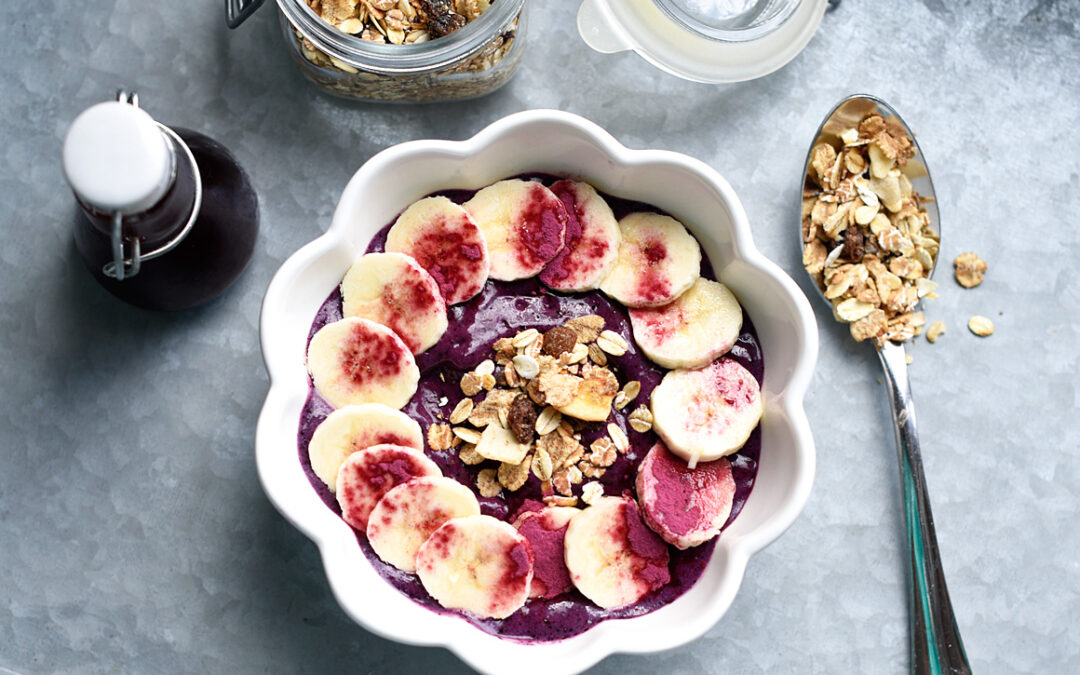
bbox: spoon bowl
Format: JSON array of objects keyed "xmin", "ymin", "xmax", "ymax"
[
  {"xmin": 802, "ymin": 94, "xmax": 941, "ymax": 301},
  {"xmin": 800, "ymin": 94, "xmax": 971, "ymax": 675}
]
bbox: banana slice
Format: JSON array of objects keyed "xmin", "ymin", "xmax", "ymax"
[
  {"xmin": 650, "ymin": 358, "xmax": 763, "ymax": 468},
  {"xmin": 416, "ymin": 515, "xmax": 534, "ymax": 619},
  {"xmin": 599, "ymin": 212, "xmax": 701, "ymax": 308},
  {"xmin": 635, "ymin": 442, "xmax": 735, "ymax": 549},
  {"xmin": 513, "ymin": 506, "xmax": 578, "ymax": 599},
  {"xmin": 340, "ymin": 252, "xmax": 448, "ymax": 355},
  {"xmin": 384, "ymin": 196, "xmax": 490, "ymax": 305},
  {"xmin": 539, "ymin": 180, "xmax": 620, "ymax": 292},
  {"xmin": 307, "ymin": 317, "xmax": 420, "ymax": 410},
  {"xmin": 629, "ymin": 278, "xmax": 743, "ymax": 369},
  {"xmin": 563, "ymin": 496, "xmax": 670, "ymax": 609},
  {"xmin": 335, "ymin": 443, "xmax": 441, "ymax": 531},
  {"xmin": 463, "ymin": 179, "xmax": 568, "ymax": 281},
  {"xmin": 308, "ymin": 403, "xmax": 424, "ymax": 491},
  {"xmin": 367, "ymin": 476, "xmax": 481, "ymax": 573}
]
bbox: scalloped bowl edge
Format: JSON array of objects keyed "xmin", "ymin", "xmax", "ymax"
[{"xmin": 257, "ymin": 109, "xmax": 818, "ymax": 674}]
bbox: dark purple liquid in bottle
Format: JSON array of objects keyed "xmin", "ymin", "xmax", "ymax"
[{"xmin": 73, "ymin": 128, "xmax": 258, "ymax": 311}]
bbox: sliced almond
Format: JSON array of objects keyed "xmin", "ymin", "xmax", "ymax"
[
  {"xmin": 512, "ymin": 354, "xmax": 541, "ymax": 380},
  {"xmin": 836, "ymin": 298, "xmax": 877, "ymax": 322},
  {"xmin": 474, "ymin": 423, "xmax": 530, "ymax": 464},
  {"xmin": 915, "ymin": 277, "xmax": 938, "ymax": 299},
  {"xmin": 452, "ymin": 426, "xmax": 482, "ymax": 445},
  {"xmin": 854, "ymin": 204, "xmax": 879, "ymax": 225},
  {"xmin": 870, "ymin": 174, "xmax": 903, "ymax": 212},
  {"xmin": 868, "ymin": 142, "xmax": 895, "ymax": 178},
  {"xmin": 869, "ymin": 212, "xmax": 892, "ymax": 235},
  {"xmin": 824, "ymin": 244, "xmax": 845, "ymax": 270}
]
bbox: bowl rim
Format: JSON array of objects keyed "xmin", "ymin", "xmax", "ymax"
[{"xmin": 256, "ymin": 109, "xmax": 818, "ymax": 673}]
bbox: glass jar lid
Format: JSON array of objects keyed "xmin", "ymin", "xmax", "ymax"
[
  {"xmin": 656, "ymin": 0, "xmax": 803, "ymax": 42},
  {"xmin": 577, "ymin": 0, "xmax": 828, "ymax": 83}
]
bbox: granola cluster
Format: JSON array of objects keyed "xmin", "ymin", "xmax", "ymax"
[
  {"xmin": 954, "ymin": 252, "xmax": 988, "ymax": 289},
  {"xmin": 425, "ymin": 316, "xmax": 653, "ymax": 508},
  {"xmin": 307, "ymin": 0, "xmax": 491, "ymax": 44},
  {"xmin": 802, "ymin": 112, "xmax": 940, "ymax": 345}
]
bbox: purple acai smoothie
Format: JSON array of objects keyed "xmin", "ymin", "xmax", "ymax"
[{"xmin": 296, "ymin": 178, "xmax": 764, "ymax": 642}]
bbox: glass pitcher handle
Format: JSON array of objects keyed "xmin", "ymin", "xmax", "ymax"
[{"xmin": 226, "ymin": 0, "xmax": 267, "ymax": 29}]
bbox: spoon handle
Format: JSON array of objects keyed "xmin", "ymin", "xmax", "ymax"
[{"xmin": 877, "ymin": 341, "xmax": 972, "ymax": 675}]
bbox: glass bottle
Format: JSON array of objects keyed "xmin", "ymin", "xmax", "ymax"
[{"xmin": 63, "ymin": 92, "xmax": 259, "ymax": 311}]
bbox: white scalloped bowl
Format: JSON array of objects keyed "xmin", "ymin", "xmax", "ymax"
[{"xmin": 257, "ymin": 109, "xmax": 818, "ymax": 674}]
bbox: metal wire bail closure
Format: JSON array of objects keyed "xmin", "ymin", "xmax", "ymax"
[
  {"xmin": 225, "ymin": 0, "xmax": 267, "ymax": 29},
  {"xmin": 103, "ymin": 91, "xmax": 203, "ymax": 281}
]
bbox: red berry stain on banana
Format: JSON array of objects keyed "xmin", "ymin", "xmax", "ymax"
[
  {"xmin": 340, "ymin": 321, "xmax": 409, "ymax": 386},
  {"xmin": 514, "ymin": 183, "xmax": 568, "ymax": 270}
]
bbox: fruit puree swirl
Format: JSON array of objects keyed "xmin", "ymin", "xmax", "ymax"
[{"xmin": 298, "ymin": 175, "xmax": 765, "ymax": 641}]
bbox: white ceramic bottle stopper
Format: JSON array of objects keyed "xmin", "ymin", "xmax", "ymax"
[
  {"xmin": 62, "ymin": 95, "xmax": 179, "ymax": 280},
  {"xmin": 62, "ymin": 99, "xmax": 174, "ymax": 215}
]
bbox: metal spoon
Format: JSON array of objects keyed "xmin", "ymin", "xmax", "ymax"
[{"xmin": 800, "ymin": 94, "xmax": 971, "ymax": 674}]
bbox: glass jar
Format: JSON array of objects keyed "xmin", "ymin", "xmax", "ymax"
[{"xmin": 276, "ymin": 0, "xmax": 527, "ymax": 102}]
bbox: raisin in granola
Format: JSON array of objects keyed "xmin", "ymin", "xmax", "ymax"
[
  {"xmin": 542, "ymin": 325, "xmax": 577, "ymax": 357},
  {"xmin": 507, "ymin": 394, "xmax": 538, "ymax": 444}
]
